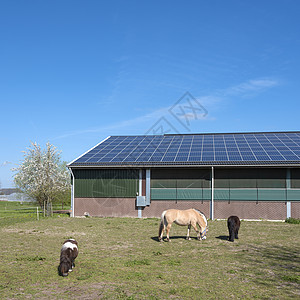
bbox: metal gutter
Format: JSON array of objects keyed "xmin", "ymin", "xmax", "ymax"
[
  {"xmin": 68, "ymin": 167, "xmax": 75, "ymax": 218},
  {"xmin": 68, "ymin": 162, "xmax": 300, "ymax": 168}
]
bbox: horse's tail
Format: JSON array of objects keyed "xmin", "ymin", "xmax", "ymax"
[
  {"xmin": 227, "ymin": 217, "xmax": 235, "ymax": 242},
  {"xmin": 158, "ymin": 210, "xmax": 167, "ymax": 239}
]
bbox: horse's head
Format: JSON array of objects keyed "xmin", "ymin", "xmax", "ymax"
[
  {"xmin": 200, "ymin": 226, "xmax": 207, "ymax": 240},
  {"xmin": 195, "ymin": 210, "xmax": 208, "ymax": 240}
]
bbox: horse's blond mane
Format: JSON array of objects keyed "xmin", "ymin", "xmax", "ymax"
[{"xmin": 193, "ymin": 209, "xmax": 207, "ymax": 226}]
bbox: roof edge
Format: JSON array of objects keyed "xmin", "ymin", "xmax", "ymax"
[
  {"xmin": 90, "ymin": 131, "xmax": 300, "ymax": 138},
  {"xmin": 164, "ymin": 130, "xmax": 300, "ymax": 136},
  {"xmin": 68, "ymin": 162, "xmax": 300, "ymax": 168},
  {"xmin": 67, "ymin": 136, "xmax": 111, "ymax": 167}
]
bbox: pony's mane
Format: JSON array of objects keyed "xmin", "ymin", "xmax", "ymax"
[
  {"xmin": 193, "ymin": 209, "xmax": 207, "ymax": 226},
  {"xmin": 62, "ymin": 241, "xmax": 78, "ymax": 251}
]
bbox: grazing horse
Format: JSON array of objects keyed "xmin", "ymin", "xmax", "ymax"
[
  {"xmin": 158, "ymin": 209, "xmax": 208, "ymax": 242},
  {"xmin": 227, "ymin": 216, "xmax": 240, "ymax": 242},
  {"xmin": 58, "ymin": 239, "xmax": 78, "ymax": 276}
]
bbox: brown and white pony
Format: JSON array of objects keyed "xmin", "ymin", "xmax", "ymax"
[
  {"xmin": 158, "ymin": 209, "xmax": 208, "ymax": 242},
  {"xmin": 227, "ymin": 216, "xmax": 240, "ymax": 242},
  {"xmin": 58, "ymin": 239, "xmax": 78, "ymax": 276}
]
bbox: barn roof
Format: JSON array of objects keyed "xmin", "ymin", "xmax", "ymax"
[{"xmin": 68, "ymin": 131, "xmax": 300, "ymax": 167}]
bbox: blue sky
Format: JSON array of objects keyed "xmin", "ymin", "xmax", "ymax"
[{"xmin": 1, "ymin": 0, "xmax": 300, "ymax": 187}]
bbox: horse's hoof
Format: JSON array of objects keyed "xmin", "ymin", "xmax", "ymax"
[{"xmin": 186, "ymin": 237, "xmax": 191, "ymax": 240}]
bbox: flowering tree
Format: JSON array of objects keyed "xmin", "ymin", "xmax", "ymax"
[{"xmin": 14, "ymin": 142, "xmax": 71, "ymax": 215}]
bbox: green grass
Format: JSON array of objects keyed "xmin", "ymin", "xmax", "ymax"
[
  {"xmin": 286, "ymin": 217, "xmax": 300, "ymax": 224},
  {"xmin": 0, "ymin": 200, "xmax": 70, "ymax": 227},
  {"xmin": 125, "ymin": 259, "xmax": 151, "ymax": 267},
  {"xmin": 0, "ymin": 202, "xmax": 299, "ymax": 299}
]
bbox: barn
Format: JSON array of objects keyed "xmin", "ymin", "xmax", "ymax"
[{"xmin": 67, "ymin": 131, "xmax": 300, "ymax": 220}]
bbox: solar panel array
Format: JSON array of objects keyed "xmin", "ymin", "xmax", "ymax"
[{"xmin": 69, "ymin": 132, "xmax": 300, "ymax": 166}]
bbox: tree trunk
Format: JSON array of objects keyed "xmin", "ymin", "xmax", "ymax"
[
  {"xmin": 46, "ymin": 199, "xmax": 52, "ymax": 217},
  {"xmin": 46, "ymin": 201, "xmax": 50, "ymax": 217}
]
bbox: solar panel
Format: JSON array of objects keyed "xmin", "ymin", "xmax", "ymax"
[{"xmin": 68, "ymin": 132, "xmax": 300, "ymax": 166}]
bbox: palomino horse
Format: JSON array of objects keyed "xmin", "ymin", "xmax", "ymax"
[{"xmin": 158, "ymin": 209, "xmax": 208, "ymax": 242}]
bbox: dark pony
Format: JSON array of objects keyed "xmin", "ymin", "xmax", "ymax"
[
  {"xmin": 227, "ymin": 216, "xmax": 240, "ymax": 242},
  {"xmin": 58, "ymin": 239, "xmax": 78, "ymax": 276}
]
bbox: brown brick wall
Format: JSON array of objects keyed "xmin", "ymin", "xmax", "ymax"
[
  {"xmin": 214, "ymin": 201, "xmax": 287, "ymax": 220},
  {"xmin": 74, "ymin": 197, "xmax": 137, "ymax": 217},
  {"xmin": 142, "ymin": 200, "xmax": 210, "ymax": 218},
  {"xmin": 74, "ymin": 198, "xmax": 300, "ymax": 220},
  {"xmin": 291, "ymin": 202, "xmax": 300, "ymax": 219}
]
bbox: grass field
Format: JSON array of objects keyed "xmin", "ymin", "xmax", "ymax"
[
  {"xmin": 0, "ymin": 200, "xmax": 70, "ymax": 227},
  {"xmin": 0, "ymin": 201, "xmax": 299, "ymax": 299}
]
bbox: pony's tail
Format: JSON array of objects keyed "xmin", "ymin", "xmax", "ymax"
[
  {"xmin": 158, "ymin": 221, "xmax": 164, "ymax": 238},
  {"xmin": 228, "ymin": 219, "xmax": 235, "ymax": 242},
  {"xmin": 158, "ymin": 211, "xmax": 166, "ymax": 241}
]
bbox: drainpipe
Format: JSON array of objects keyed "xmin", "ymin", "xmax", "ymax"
[
  {"xmin": 210, "ymin": 166, "xmax": 214, "ymax": 220},
  {"xmin": 286, "ymin": 168, "xmax": 291, "ymax": 219},
  {"xmin": 146, "ymin": 169, "xmax": 151, "ymax": 205},
  {"xmin": 68, "ymin": 168, "xmax": 75, "ymax": 218},
  {"xmin": 138, "ymin": 169, "xmax": 143, "ymax": 218}
]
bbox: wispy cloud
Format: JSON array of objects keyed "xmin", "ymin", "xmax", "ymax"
[
  {"xmin": 53, "ymin": 77, "xmax": 279, "ymax": 140},
  {"xmin": 222, "ymin": 78, "xmax": 279, "ymax": 97}
]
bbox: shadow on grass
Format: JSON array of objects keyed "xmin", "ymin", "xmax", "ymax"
[
  {"xmin": 258, "ymin": 245, "xmax": 300, "ymax": 265},
  {"xmin": 240, "ymin": 244, "xmax": 300, "ymax": 290},
  {"xmin": 215, "ymin": 235, "xmax": 230, "ymax": 241},
  {"xmin": 151, "ymin": 237, "xmax": 160, "ymax": 242},
  {"xmin": 151, "ymin": 236, "xmax": 200, "ymax": 242}
]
